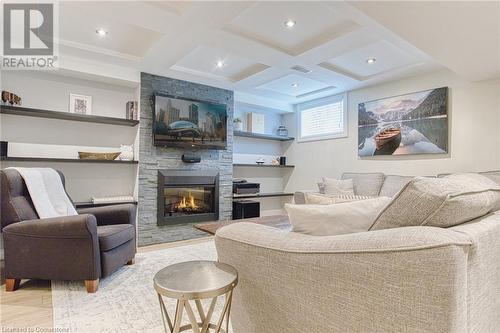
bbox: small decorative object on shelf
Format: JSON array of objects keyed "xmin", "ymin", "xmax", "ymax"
[
  {"xmin": 271, "ymin": 157, "xmax": 280, "ymax": 165},
  {"xmin": 0, "ymin": 141, "xmax": 8, "ymax": 157},
  {"xmin": 233, "ymin": 117, "xmax": 243, "ymax": 131},
  {"xmin": 78, "ymin": 151, "xmax": 120, "ymax": 160},
  {"xmin": 256, "ymin": 157, "xmax": 265, "ymax": 165},
  {"xmin": 69, "ymin": 94, "xmax": 92, "ymax": 115},
  {"xmin": 1, "ymin": 91, "xmax": 8, "ymax": 105},
  {"xmin": 1, "ymin": 91, "xmax": 21, "ymax": 106},
  {"xmin": 126, "ymin": 101, "xmax": 138, "ymax": 120},
  {"xmin": 118, "ymin": 145, "xmax": 134, "ymax": 161},
  {"xmin": 277, "ymin": 125, "xmax": 288, "ymax": 137},
  {"xmin": 247, "ymin": 112, "xmax": 265, "ymax": 134},
  {"xmin": 279, "ymin": 156, "xmax": 287, "ymax": 166}
]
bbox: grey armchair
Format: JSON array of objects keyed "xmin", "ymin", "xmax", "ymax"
[{"xmin": 0, "ymin": 169, "xmax": 136, "ymax": 293}]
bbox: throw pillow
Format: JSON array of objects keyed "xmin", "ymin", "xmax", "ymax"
[
  {"xmin": 285, "ymin": 197, "xmax": 392, "ymax": 236},
  {"xmin": 304, "ymin": 192, "xmax": 373, "ymax": 204},
  {"xmin": 370, "ymin": 173, "xmax": 500, "ymax": 231},
  {"xmin": 341, "ymin": 172, "xmax": 385, "ymax": 196},
  {"xmin": 322, "ymin": 177, "xmax": 355, "ymax": 196}
]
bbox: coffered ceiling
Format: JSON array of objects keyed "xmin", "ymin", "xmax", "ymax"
[{"xmin": 56, "ymin": 1, "xmax": 499, "ymax": 109}]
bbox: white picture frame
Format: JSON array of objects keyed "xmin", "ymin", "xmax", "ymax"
[
  {"xmin": 247, "ymin": 112, "xmax": 265, "ymax": 134},
  {"xmin": 69, "ymin": 94, "xmax": 92, "ymax": 115}
]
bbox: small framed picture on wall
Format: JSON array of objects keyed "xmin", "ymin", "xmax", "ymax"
[{"xmin": 69, "ymin": 94, "xmax": 92, "ymax": 115}]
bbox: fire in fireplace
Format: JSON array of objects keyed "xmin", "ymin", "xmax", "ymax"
[
  {"xmin": 164, "ymin": 188, "xmax": 212, "ymax": 216},
  {"xmin": 157, "ymin": 170, "xmax": 219, "ymax": 225},
  {"xmin": 177, "ymin": 192, "xmax": 199, "ymax": 211}
]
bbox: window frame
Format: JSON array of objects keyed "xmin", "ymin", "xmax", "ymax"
[{"xmin": 296, "ymin": 93, "xmax": 348, "ymax": 143}]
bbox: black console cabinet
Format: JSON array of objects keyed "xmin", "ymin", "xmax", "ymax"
[{"xmin": 233, "ymin": 200, "xmax": 260, "ymax": 220}]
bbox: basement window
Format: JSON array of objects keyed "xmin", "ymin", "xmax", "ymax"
[{"xmin": 296, "ymin": 94, "xmax": 347, "ymax": 142}]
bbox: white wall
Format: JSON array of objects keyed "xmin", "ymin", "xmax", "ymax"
[
  {"xmin": 283, "ymin": 70, "xmax": 500, "ymax": 192},
  {"xmin": 2, "ymin": 71, "xmax": 135, "ymax": 117},
  {"xmin": 233, "ymin": 103, "xmax": 292, "ymax": 213},
  {"xmin": 1, "ymin": 71, "xmax": 139, "ymax": 202}
]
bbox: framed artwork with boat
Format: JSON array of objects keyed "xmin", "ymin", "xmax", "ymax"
[{"xmin": 358, "ymin": 87, "xmax": 448, "ymax": 156}]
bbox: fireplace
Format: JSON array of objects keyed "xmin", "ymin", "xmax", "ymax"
[{"xmin": 157, "ymin": 170, "xmax": 219, "ymax": 225}]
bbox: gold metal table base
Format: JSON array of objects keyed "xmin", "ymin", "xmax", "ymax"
[
  {"xmin": 158, "ymin": 291, "xmax": 233, "ymax": 333},
  {"xmin": 154, "ymin": 261, "xmax": 238, "ymax": 333}
]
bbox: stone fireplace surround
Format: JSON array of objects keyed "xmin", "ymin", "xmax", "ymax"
[{"xmin": 138, "ymin": 72, "xmax": 233, "ymax": 246}]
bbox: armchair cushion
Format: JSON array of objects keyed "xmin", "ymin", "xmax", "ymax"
[
  {"xmin": 97, "ymin": 224, "xmax": 135, "ymax": 251},
  {"xmin": 77, "ymin": 203, "xmax": 136, "ymax": 226}
]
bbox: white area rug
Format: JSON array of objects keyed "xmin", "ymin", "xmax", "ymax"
[{"xmin": 52, "ymin": 240, "xmax": 231, "ymax": 333}]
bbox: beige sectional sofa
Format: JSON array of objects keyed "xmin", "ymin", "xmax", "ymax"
[
  {"xmin": 295, "ymin": 171, "xmax": 500, "ymax": 202},
  {"xmin": 215, "ymin": 171, "xmax": 500, "ymax": 333},
  {"xmin": 294, "ymin": 172, "xmax": 415, "ymax": 204}
]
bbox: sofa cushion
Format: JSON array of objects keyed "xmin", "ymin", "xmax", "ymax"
[
  {"xmin": 322, "ymin": 177, "xmax": 355, "ymax": 196},
  {"xmin": 97, "ymin": 224, "xmax": 135, "ymax": 251},
  {"xmin": 341, "ymin": 172, "xmax": 385, "ymax": 196},
  {"xmin": 480, "ymin": 170, "xmax": 500, "ymax": 185},
  {"xmin": 285, "ymin": 197, "xmax": 392, "ymax": 236},
  {"xmin": 379, "ymin": 175, "xmax": 414, "ymax": 197},
  {"xmin": 370, "ymin": 173, "xmax": 500, "ymax": 231},
  {"xmin": 304, "ymin": 192, "xmax": 373, "ymax": 204}
]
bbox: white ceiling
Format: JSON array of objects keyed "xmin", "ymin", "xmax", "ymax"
[
  {"xmin": 257, "ymin": 73, "xmax": 335, "ymax": 98},
  {"xmin": 55, "ymin": 1, "xmax": 499, "ymax": 110},
  {"xmin": 224, "ymin": 1, "xmax": 360, "ymax": 56},
  {"xmin": 349, "ymin": 1, "xmax": 500, "ymax": 82},
  {"xmin": 323, "ymin": 40, "xmax": 419, "ymax": 79},
  {"xmin": 172, "ymin": 45, "xmax": 269, "ymax": 82}
]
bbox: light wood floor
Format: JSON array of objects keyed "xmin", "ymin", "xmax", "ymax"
[{"xmin": 0, "ymin": 236, "xmax": 213, "ymax": 331}]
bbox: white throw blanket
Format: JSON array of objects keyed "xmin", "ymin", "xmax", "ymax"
[{"xmin": 8, "ymin": 167, "xmax": 78, "ymax": 218}]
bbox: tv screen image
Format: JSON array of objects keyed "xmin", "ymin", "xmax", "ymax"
[{"xmin": 153, "ymin": 94, "xmax": 228, "ymax": 150}]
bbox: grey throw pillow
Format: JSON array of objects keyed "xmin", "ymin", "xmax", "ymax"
[
  {"xmin": 369, "ymin": 173, "xmax": 500, "ymax": 230},
  {"xmin": 322, "ymin": 177, "xmax": 355, "ymax": 196}
]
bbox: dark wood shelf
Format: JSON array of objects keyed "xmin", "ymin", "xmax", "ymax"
[
  {"xmin": 233, "ymin": 163, "xmax": 294, "ymax": 168},
  {"xmin": 0, "ymin": 156, "xmax": 138, "ymax": 164},
  {"xmin": 0, "ymin": 105, "xmax": 139, "ymax": 127},
  {"xmin": 234, "ymin": 131, "xmax": 294, "ymax": 141},
  {"xmin": 75, "ymin": 201, "xmax": 138, "ymax": 208},
  {"xmin": 233, "ymin": 192, "xmax": 294, "ymax": 199}
]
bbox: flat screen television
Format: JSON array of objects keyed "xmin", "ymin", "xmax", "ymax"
[{"xmin": 153, "ymin": 94, "xmax": 228, "ymax": 150}]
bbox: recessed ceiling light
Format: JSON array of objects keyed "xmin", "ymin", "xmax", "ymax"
[
  {"xmin": 291, "ymin": 83, "xmax": 299, "ymax": 88},
  {"xmin": 366, "ymin": 58, "xmax": 377, "ymax": 64},
  {"xmin": 96, "ymin": 28, "xmax": 108, "ymax": 37},
  {"xmin": 284, "ymin": 20, "xmax": 296, "ymax": 28},
  {"xmin": 215, "ymin": 60, "xmax": 224, "ymax": 69}
]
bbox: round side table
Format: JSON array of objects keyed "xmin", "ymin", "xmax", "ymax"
[{"xmin": 154, "ymin": 260, "xmax": 238, "ymax": 333}]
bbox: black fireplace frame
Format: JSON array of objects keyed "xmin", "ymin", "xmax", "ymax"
[{"xmin": 157, "ymin": 169, "xmax": 219, "ymax": 226}]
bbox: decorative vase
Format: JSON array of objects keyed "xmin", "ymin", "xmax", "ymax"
[
  {"xmin": 234, "ymin": 122, "xmax": 243, "ymax": 131},
  {"xmin": 118, "ymin": 145, "xmax": 134, "ymax": 161},
  {"xmin": 277, "ymin": 125, "xmax": 288, "ymax": 137}
]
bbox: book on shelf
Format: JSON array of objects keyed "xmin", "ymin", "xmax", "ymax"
[{"xmin": 91, "ymin": 195, "xmax": 135, "ymax": 204}]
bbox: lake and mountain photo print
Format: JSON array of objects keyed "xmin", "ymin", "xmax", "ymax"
[{"xmin": 358, "ymin": 87, "xmax": 448, "ymax": 156}]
